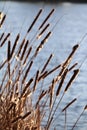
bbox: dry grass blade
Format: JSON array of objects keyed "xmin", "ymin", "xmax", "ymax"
[
  {"xmin": 22, "ymin": 61, "xmax": 33, "ymax": 84},
  {"xmin": 46, "ymin": 116, "xmax": 53, "ymax": 130},
  {"xmin": 20, "ymin": 40, "xmax": 29, "ymax": 61},
  {"xmin": 71, "ymin": 107, "xmax": 85, "ymax": 130},
  {"xmin": 10, "ymin": 33, "xmax": 20, "ymax": 58},
  {"xmin": 39, "ymin": 9, "xmax": 55, "ymax": 30},
  {"xmin": 41, "ymin": 54, "xmax": 53, "ymax": 73},
  {"xmin": 0, "ymin": 32, "xmax": 4, "ymax": 41},
  {"xmin": 56, "ymin": 69, "xmax": 68, "ymax": 96},
  {"xmin": 62, "ymin": 98, "xmax": 77, "ymax": 112},
  {"xmin": 33, "ymin": 70, "xmax": 39, "ymax": 91},
  {"xmin": 37, "ymin": 23, "xmax": 50, "ymax": 39},
  {"xmin": 36, "ymin": 90, "xmax": 47, "ymax": 108},
  {"xmin": 64, "ymin": 69, "xmax": 79, "ymax": 92},
  {"xmin": 0, "ymin": 33, "xmax": 10, "ymax": 47},
  {"xmin": 27, "ymin": 9, "xmax": 43, "ymax": 33},
  {"xmin": 0, "ymin": 14, "xmax": 6, "ymax": 27}
]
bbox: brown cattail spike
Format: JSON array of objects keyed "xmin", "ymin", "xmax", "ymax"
[
  {"xmin": 11, "ymin": 33, "xmax": 20, "ymax": 58},
  {"xmin": 37, "ymin": 23, "xmax": 50, "ymax": 39},
  {"xmin": 84, "ymin": 105, "xmax": 87, "ymax": 110},
  {"xmin": 20, "ymin": 40, "xmax": 29, "ymax": 61},
  {"xmin": 0, "ymin": 14, "xmax": 6, "ymax": 27},
  {"xmin": 39, "ymin": 9, "xmax": 55, "ymax": 30},
  {"xmin": 22, "ymin": 61, "xmax": 33, "ymax": 84},
  {"xmin": 23, "ymin": 46, "xmax": 32, "ymax": 65},
  {"xmin": 21, "ymin": 78, "xmax": 33, "ymax": 97},
  {"xmin": 49, "ymin": 79, "xmax": 55, "ymax": 108},
  {"xmin": 7, "ymin": 41, "xmax": 11, "ymax": 61},
  {"xmin": 56, "ymin": 69, "xmax": 68, "ymax": 96},
  {"xmin": 0, "ymin": 33, "xmax": 10, "ymax": 47},
  {"xmin": 34, "ymin": 32, "xmax": 51, "ymax": 56},
  {"xmin": 17, "ymin": 38, "xmax": 25, "ymax": 57},
  {"xmin": 0, "ymin": 32, "xmax": 4, "ymax": 41},
  {"xmin": 64, "ymin": 69, "xmax": 79, "ymax": 92},
  {"xmin": 38, "ymin": 71, "xmax": 48, "ymax": 81},
  {"xmin": 69, "ymin": 63, "xmax": 78, "ymax": 71},
  {"xmin": 43, "ymin": 64, "xmax": 61, "ymax": 79},
  {"xmin": 41, "ymin": 54, "xmax": 53, "ymax": 73},
  {"xmin": 62, "ymin": 98, "xmax": 77, "ymax": 112},
  {"xmin": 22, "ymin": 111, "xmax": 31, "ymax": 119},
  {"xmin": 27, "ymin": 9, "xmax": 42, "ymax": 33},
  {"xmin": 63, "ymin": 44, "xmax": 79, "ymax": 68},
  {"xmin": 33, "ymin": 70, "xmax": 39, "ymax": 91},
  {"xmin": 42, "ymin": 31, "xmax": 51, "ymax": 43}
]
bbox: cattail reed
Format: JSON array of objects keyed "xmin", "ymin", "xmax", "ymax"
[
  {"xmin": 34, "ymin": 31, "xmax": 52, "ymax": 57},
  {"xmin": 36, "ymin": 90, "xmax": 47, "ymax": 108},
  {"xmin": 7, "ymin": 40, "xmax": 11, "ymax": 61},
  {"xmin": 62, "ymin": 98, "xmax": 77, "ymax": 112},
  {"xmin": 20, "ymin": 40, "xmax": 29, "ymax": 61},
  {"xmin": 43, "ymin": 64, "xmax": 61, "ymax": 79},
  {"xmin": 22, "ymin": 61, "xmax": 33, "ymax": 84},
  {"xmin": 0, "ymin": 60, "xmax": 7, "ymax": 70},
  {"xmin": 56, "ymin": 69, "xmax": 68, "ymax": 96},
  {"xmin": 0, "ymin": 8, "xmax": 86, "ymax": 130},
  {"xmin": 7, "ymin": 41, "xmax": 11, "ymax": 85},
  {"xmin": 22, "ymin": 111, "xmax": 31, "ymax": 119},
  {"xmin": 37, "ymin": 23, "xmax": 50, "ymax": 39},
  {"xmin": 84, "ymin": 105, "xmax": 87, "ymax": 110},
  {"xmin": 63, "ymin": 44, "xmax": 79, "ymax": 69},
  {"xmin": 39, "ymin": 9, "xmax": 55, "ymax": 30},
  {"xmin": 0, "ymin": 12, "xmax": 3, "ymax": 20},
  {"xmin": 0, "ymin": 33, "xmax": 10, "ymax": 47},
  {"xmin": 11, "ymin": 116, "xmax": 21, "ymax": 123},
  {"xmin": 49, "ymin": 79, "xmax": 55, "ymax": 108},
  {"xmin": 17, "ymin": 38, "xmax": 25, "ymax": 57},
  {"xmin": 23, "ymin": 46, "xmax": 32, "ymax": 65},
  {"xmin": 69, "ymin": 63, "xmax": 78, "ymax": 71},
  {"xmin": 10, "ymin": 33, "xmax": 20, "ymax": 58},
  {"xmin": 27, "ymin": 9, "xmax": 43, "ymax": 33},
  {"xmin": 33, "ymin": 70, "xmax": 39, "ymax": 91},
  {"xmin": 38, "ymin": 71, "xmax": 48, "ymax": 81},
  {"xmin": 0, "ymin": 14, "xmax": 6, "ymax": 27},
  {"xmin": 0, "ymin": 32, "xmax": 4, "ymax": 41},
  {"xmin": 21, "ymin": 78, "xmax": 33, "ymax": 98},
  {"xmin": 64, "ymin": 69, "xmax": 79, "ymax": 92},
  {"xmin": 41, "ymin": 54, "xmax": 53, "ymax": 73}
]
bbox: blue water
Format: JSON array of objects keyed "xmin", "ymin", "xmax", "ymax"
[{"xmin": 0, "ymin": 1, "xmax": 87, "ymax": 130}]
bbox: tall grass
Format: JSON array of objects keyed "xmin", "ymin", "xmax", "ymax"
[{"xmin": 0, "ymin": 8, "xmax": 87, "ymax": 130}]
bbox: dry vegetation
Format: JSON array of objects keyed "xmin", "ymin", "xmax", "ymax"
[{"xmin": 0, "ymin": 7, "xmax": 87, "ymax": 130}]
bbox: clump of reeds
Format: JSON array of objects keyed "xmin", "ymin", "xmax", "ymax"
[{"xmin": 0, "ymin": 8, "xmax": 87, "ymax": 130}]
